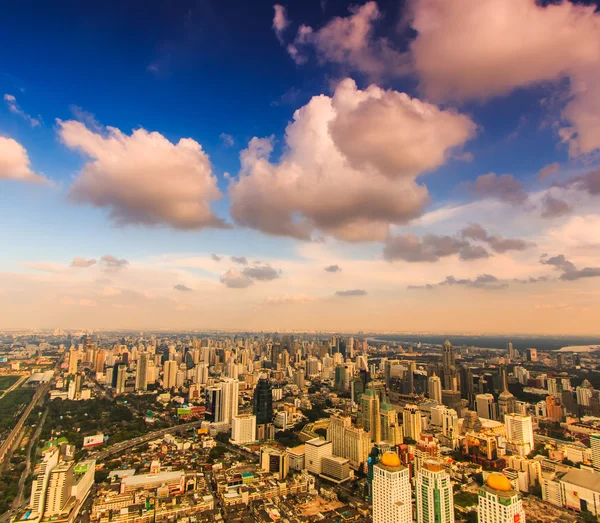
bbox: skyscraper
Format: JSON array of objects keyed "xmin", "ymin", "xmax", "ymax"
[
  {"xmin": 442, "ymin": 340, "xmax": 458, "ymax": 391},
  {"xmin": 254, "ymin": 377, "xmax": 273, "ymax": 425},
  {"xmin": 163, "ymin": 359, "xmax": 178, "ymax": 389},
  {"xmin": 415, "ymin": 461, "xmax": 455, "ymax": 523},
  {"xmin": 372, "ymin": 452, "xmax": 411, "ymax": 523},
  {"xmin": 135, "ymin": 352, "xmax": 149, "ymax": 391},
  {"xmin": 428, "ymin": 373, "xmax": 442, "ymax": 403},
  {"xmin": 68, "ymin": 349, "xmax": 79, "ymax": 375},
  {"xmin": 507, "ymin": 341, "xmax": 517, "ymax": 361},
  {"xmin": 498, "ymin": 367, "xmax": 517, "ymax": 420},
  {"xmin": 219, "ymin": 377, "xmax": 239, "ymax": 424},
  {"xmin": 115, "ymin": 364, "xmax": 127, "ymax": 395},
  {"xmin": 402, "ymin": 404, "xmax": 422, "ymax": 441},
  {"xmin": 361, "ymin": 383, "xmax": 381, "ymax": 442},
  {"xmin": 477, "ymin": 473, "xmax": 525, "ymax": 523}
]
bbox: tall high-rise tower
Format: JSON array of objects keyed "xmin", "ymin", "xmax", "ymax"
[
  {"xmin": 442, "ymin": 340, "xmax": 458, "ymax": 391},
  {"xmin": 163, "ymin": 359, "xmax": 178, "ymax": 389},
  {"xmin": 402, "ymin": 404, "xmax": 422, "ymax": 441},
  {"xmin": 416, "ymin": 461, "xmax": 455, "ymax": 523},
  {"xmin": 428, "ymin": 373, "xmax": 442, "ymax": 403},
  {"xmin": 219, "ymin": 377, "xmax": 239, "ymax": 424},
  {"xmin": 253, "ymin": 377, "xmax": 274, "ymax": 425},
  {"xmin": 136, "ymin": 352, "xmax": 149, "ymax": 391},
  {"xmin": 372, "ymin": 452, "xmax": 411, "ymax": 523},
  {"xmin": 361, "ymin": 384, "xmax": 381, "ymax": 443},
  {"xmin": 498, "ymin": 367, "xmax": 517, "ymax": 420}
]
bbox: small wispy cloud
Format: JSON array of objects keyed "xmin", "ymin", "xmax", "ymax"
[{"xmin": 4, "ymin": 94, "xmax": 41, "ymax": 127}]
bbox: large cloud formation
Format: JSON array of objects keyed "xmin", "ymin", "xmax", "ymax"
[
  {"xmin": 59, "ymin": 120, "xmax": 228, "ymax": 229},
  {"xmin": 229, "ymin": 78, "xmax": 475, "ymax": 241},
  {"xmin": 0, "ymin": 137, "xmax": 48, "ymax": 184},
  {"xmin": 284, "ymin": 2, "xmax": 408, "ymax": 79},
  {"xmin": 409, "ymin": 0, "xmax": 600, "ymax": 156}
]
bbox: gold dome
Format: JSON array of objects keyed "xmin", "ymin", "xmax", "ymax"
[
  {"xmin": 380, "ymin": 452, "xmax": 401, "ymax": 467},
  {"xmin": 486, "ymin": 473, "xmax": 512, "ymax": 492}
]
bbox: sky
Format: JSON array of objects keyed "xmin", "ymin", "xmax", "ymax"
[{"xmin": 1, "ymin": 0, "xmax": 600, "ymax": 334}]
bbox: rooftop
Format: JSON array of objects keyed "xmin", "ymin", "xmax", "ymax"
[{"xmin": 560, "ymin": 468, "xmax": 600, "ymax": 493}]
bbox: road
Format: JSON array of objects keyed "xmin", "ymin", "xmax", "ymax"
[
  {"xmin": 90, "ymin": 420, "xmax": 205, "ymax": 460},
  {"xmin": 13, "ymin": 407, "xmax": 49, "ymax": 509},
  {"xmin": 0, "ymin": 380, "xmax": 52, "ymax": 469}
]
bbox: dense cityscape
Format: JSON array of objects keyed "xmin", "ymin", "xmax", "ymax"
[
  {"xmin": 3, "ymin": 0, "xmax": 600, "ymax": 522},
  {"xmin": 0, "ymin": 332, "xmax": 599, "ymax": 523}
]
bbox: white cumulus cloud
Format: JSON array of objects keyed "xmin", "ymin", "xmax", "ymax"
[{"xmin": 59, "ymin": 120, "xmax": 229, "ymax": 229}]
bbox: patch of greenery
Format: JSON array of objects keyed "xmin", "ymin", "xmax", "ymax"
[
  {"xmin": 0, "ymin": 375, "xmax": 20, "ymax": 391},
  {"xmin": 0, "ymin": 388, "xmax": 35, "ymax": 434},
  {"xmin": 454, "ymin": 491, "xmax": 478, "ymax": 508}
]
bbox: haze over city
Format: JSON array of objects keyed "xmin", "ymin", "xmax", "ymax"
[{"xmin": 2, "ymin": 0, "xmax": 600, "ymax": 334}]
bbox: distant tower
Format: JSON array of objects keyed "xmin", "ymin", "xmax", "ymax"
[
  {"xmin": 507, "ymin": 341, "xmax": 517, "ymax": 361},
  {"xmin": 498, "ymin": 367, "xmax": 517, "ymax": 420},
  {"xmin": 442, "ymin": 340, "xmax": 458, "ymax": 391},
  {"xmin": 135, "ymin": 352, "xmax": 149, "ymax": 391},
  {"xmin": 372, "ymin": 452, "xmax": 411, "ymax": 523},
  {"xmin": 416, "ymin": 461, "xmax": 455, "ymax": 523},
  {"xmin": 428, "ymin": 373, "xmax": 442, "ymax": 403}
]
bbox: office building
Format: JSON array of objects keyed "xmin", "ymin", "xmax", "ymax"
[
  {"xmin": 163, "ymin": 359, "xmax": 178, "ymax": 389},
  {"xmin": 45, "ymin": 461, "xmax": 75, "ymax": 516},
  {"xmin": 402, "ymin": 404, "xmax": 422, "ymax": 441},
  {"xmin": 372, "ymin": 452, "xmax": 411, "ymax": 523},
  {"xmin": 361, "ymin": 384, "xmax": 381, "ymax": 443},
  {"xmin": 261, "ymin": 447, "xmax": 289, "ymax": 480},
  {"xmin": 68, "ymin": 349, "xmax": 79, "ymax": 376},
  {"xmin": 505, "ymin": 414, "xmax": 534, "ymax": 457},
  {"xmin": 591, "ymin": 434, "xmax": 600, "ymax": 471},
  {"xmin": 253, "ymin": 377, "xmax": 273, "ymax": 425},
  {"xmin": 305, "ymin": 437, "xmax": 332, "ymax": 475},
  {"xmin": 476, "ymin": 393, "xmax": 497, "ymax": 421},
  {"xmin": 415, "ymin": 461, "xmax": 454, "ymax": 523},
  {"xmin": 327, "ymin": 414, "xmax": 371, "ymax": 471},
  {"xmin": 135, "ymin": 352, "xmax": 149, "ymax": 391},
  {"xmin": 321, "ymin": 456, "xmax": 351, "ymax": 483},
  {"xmin": 115, "ymin": 365, "xmax": 127, "ymax": 395},
  {"xmin": 380, "ymin": 399, "xmax": 402, "ymax": 446},
  {"xmin": 477, "ymin": 473, "xmax": 525, "ymax": 523},
  {"xmin": 231, "ymin": 414, "xmax": 256, "ymax": 445},
  {"xmin": 30, "ymin": 448, "xmax": 60, "ymax": 517},
  {"xmin": 428, "ymin": 374, "xmax": 442, "ymax": 403},
  {"xmin": 287, "ymin": 445, "xmax": 305, "ymax": 471},
  {"xmin": 219, "ymin": 378, "xmax": 239, "ymax": 424}
]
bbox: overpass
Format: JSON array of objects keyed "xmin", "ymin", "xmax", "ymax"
[
  {"xmin": 90, "ymin": 420, "xmax": 205, "ymax": 460},
  {"xmin": 0, "ymin": 381, "xmax": 52, "ymax": 468}
]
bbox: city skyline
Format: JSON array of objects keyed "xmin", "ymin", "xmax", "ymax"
[{"xmin": 2, "ymin": 0, "xmax": 600, "ymax": 334}]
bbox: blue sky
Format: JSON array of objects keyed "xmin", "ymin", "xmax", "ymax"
[{"xmin": 1, "ymin": 0, "xmax": 600, "ymax": 333}]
